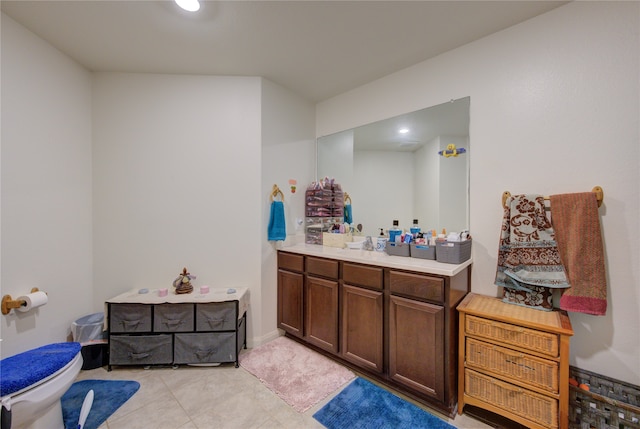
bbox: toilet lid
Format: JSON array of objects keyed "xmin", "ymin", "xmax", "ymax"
[{"xmin": 0, "ymin": 342, "xmax": 81, "ymax": 397}]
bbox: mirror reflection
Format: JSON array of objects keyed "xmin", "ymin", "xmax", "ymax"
[{"xmin": 317, "ymin": 97, "xmax": 470, "ymax": 237}]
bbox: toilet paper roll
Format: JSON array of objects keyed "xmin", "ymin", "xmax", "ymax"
[{"xmin": 16, "ymin": 291, "xmax": 48, "ymax": 312}]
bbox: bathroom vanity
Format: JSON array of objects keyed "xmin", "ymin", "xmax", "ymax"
[
  {"xmin": 277, "ymin": 244, "xmax": 471, "ymax": 416},
  {"xmin": 106, "ymin": 287, "xmax": 248, "ymax": 370}
]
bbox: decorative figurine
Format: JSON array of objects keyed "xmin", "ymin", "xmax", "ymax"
[{"xmin": 173, "ymin": 267, "xmax": 195, "ymax": 294}]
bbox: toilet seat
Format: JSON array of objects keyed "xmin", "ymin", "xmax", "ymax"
[
  {"xmin": 1, "ymin": 343, "xmax": 82, "ymax": 429},
  {"xmin": 1, "ymin": 343, "xmax": 82, "ymax": 398}
]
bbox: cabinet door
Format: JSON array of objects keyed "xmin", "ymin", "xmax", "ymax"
[
  {"xmin": 277, "ymin": 269, "xmax": 304, "ymax": 337},
  {"xmin": 305, "ymin": 275, "xmax": 339, "ymax": 353},
  {"xmin": 389, "ymin": 295, "xmax": 444, "ymax": 401},
  {"xmin": 341, "ymin": 284, "xmax": 383, "ymax": 373}
]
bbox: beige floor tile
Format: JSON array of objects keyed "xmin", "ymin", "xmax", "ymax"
[{"xmin": 73, "ymin": 361, "xmax": 494, "ymax": 428}]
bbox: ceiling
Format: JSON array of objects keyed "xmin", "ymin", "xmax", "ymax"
[{"xmin": 1, "ymin": 1, "xmax": 566, "ymax": 103}]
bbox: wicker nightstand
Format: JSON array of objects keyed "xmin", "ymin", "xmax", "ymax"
[{"xmin": 457, "ymin": 293, "xmax": 574, "ymax": 429}]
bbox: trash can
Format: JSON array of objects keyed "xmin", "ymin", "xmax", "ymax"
[{"xmin": 71, "ymin": 312, "xmax": 107, "ymax": 370}]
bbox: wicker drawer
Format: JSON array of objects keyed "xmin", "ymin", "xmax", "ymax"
[
  {"xmin": 342, "ymin": 262, "xmax": 383, "ymax": 290},
  {"xmin": 195, "ymin": 302, "xmax": 237, "ymax": 331},
  {"xmin": 109, "ymin": 334, "xmax": 173, "ymax": 365},
  {"xmin": 109, "ymin": 303, "xmax": 152, "ymax": 333},
  {"xmin": 466, "ymin": 315, "xmax": 559, "ymax": 357},
  {"xmin": 466, "ymin": 337, "xmax": 559, "ymax": 393},
  {"xmin": 307, "ymin": 256, "xmax": 339, "ymax": 279},
  {"xmin": 465, "ymin": 368, "xmax": 559, "ymax": 428},
  {"xmin": 153, "ymin": 303, "xmax": 194, "ymax": 332},
  {"xmin": 389, "ymin": 270, "xmax": 444, "ymax": 302}
]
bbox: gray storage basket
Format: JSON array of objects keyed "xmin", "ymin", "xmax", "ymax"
[
  {"xmin": 410, "ymin": 243, "xmax": 436, "ymax": 260},
  {"xmin": 436, "ymin": 239, "xmax": 472, "ymax": 264},
  {"xmin": 385, "ymin": 241, "xmax": 410, "ymax": 257}
]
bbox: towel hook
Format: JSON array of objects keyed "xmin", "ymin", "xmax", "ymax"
[
  {"xmin": 344, "ymin": 192, "xmax": 352, "ymax": 205},
  {"xmin": 270, "ymin": 184, "xmax": 284, "ymax": 202}
]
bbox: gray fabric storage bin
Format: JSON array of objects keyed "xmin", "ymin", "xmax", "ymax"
[
  {"xmin": 109, "ymin": 334, "xmax": 172, "ymax": 365},
  {"xmin": 174, "ymin": 332, "xmax": 236, "ymax": 364},
  {"xmin": 195, "ymin": 302, "xmax": 237, "ymax": 331},
  {"xmin": 153, "ymin": 303, "xmax": 194, "ymax": 332},
  {"xmin": 386, "ymin": 241, "xmax": 411, "ymax": 257},
  {"xmin": 410, "ymin": 243, "xmax": 436, "ymax": 260},
  {"xmin": 110, "ymin": 303, "xmax": 152, "ymax": 333}
]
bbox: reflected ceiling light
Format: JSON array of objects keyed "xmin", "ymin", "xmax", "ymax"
[
  {"xmin": 398, "ymin": 128, "xmax": 410, "ymax": 134},
  {"xmin": 175, "ymin": 0, "xmax": 200, "ymax": 12}
]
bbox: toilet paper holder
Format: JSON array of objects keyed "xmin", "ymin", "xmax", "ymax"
[{"xmin": 1, "ymin": 288, "xmax": 44, "ymax": 315}]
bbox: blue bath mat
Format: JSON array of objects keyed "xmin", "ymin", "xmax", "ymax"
[
  {"xmin": 313, "ymin": 377, "xmax": 455, "ymax": 429},
  {"xmin": 61, "ymin": 379, "xmax": 139, "ymax": 429}
]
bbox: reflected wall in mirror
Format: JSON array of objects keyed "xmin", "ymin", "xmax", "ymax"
[{"xmin": 317, "ymin": 97, "xmax": 470, "ymax": 237}]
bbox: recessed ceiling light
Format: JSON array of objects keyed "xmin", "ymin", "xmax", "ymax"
[
  {"xmin": 175, "ymin": 0, "xmax": 200, "ymax": 12},
  {"xmin": 398, "ymin": 128, "xmax": 409, "ymax": 134}
]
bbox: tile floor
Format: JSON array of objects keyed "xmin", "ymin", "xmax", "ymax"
[{"xmin": 78, "ymin": 356, "xmax": 493, "ymax": 429}]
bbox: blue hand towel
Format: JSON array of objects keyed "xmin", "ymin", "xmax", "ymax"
[
  {"xmin": 268, "ymin": 200, "xmax": 286, "ymax": 241},
  {"xmin": 344, "ymin": 203, "xmax": 353, "ymax": 224}
]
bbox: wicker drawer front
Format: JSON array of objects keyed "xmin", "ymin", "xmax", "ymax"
[
  {"xmin": 153, "ymin": 303, "xmax": 194, "ymax": 332},
  {"xmin": 109, "ymin": 334, "xmax": 173, "ymax": 365},
  {"xmin": 466, "ymin": 338, "xmax": 559, "ymax": 393},
  {"xmin": 465, "ymin": 369, "xmax": 559, "ymax": 428},
  {"xmin": 110, "ymin": 303, "xmax": 152, "ymax": 333},
  {"xmin": 466, "ymin": 315, "xmax": 559, "ymax": 357}
]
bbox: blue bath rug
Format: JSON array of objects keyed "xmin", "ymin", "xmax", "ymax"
[
  {"xmin": 313, "ymin": 377, "xmax": 455, "ymax": 429},
  {"xmin": 61, "ymin": 379, "xmax": 140, "ymax": 429}
]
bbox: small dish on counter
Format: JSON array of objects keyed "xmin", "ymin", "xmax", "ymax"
[{"xmin": 346, "ymin": 240, "xmax": 365, "ymax": 250}]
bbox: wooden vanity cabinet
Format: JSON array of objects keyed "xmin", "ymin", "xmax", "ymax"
[
  {"xmin": 277, "ymin": 250, "xmax": 471, "ymax": 416},
  {"xmin": 305, "ymin": 257, "xmax": 339, "ymax": 353},
  {"xmin": 277, "ymin": 252, "xmax": 304, "ymax": 338},
  {"xmin": 341, "ymin": 263, "xmax": 384, "ymax": 373}
]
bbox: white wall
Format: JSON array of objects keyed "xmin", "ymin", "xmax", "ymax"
[
  {"xmin": 260, "ymin": 78, "xmax": 315, "ymax": 345},
  {"xmin": 317, "ymin": 1, "xmax": 640, "ymax": 384},
  {"xmin": 92, "ymin": 73, "xmax": 263, "ymax": 341},
  {"xmin": 1, "ymin": 14, "xmax": 93, "ymax": 357}
]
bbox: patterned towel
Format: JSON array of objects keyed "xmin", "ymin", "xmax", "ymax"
[
  {"xmin": 495, "ymin": 194, "xmax": 569, "ymax": 310},
  {"xmin": 550, "ymin": 192, "xmax": 607, "ymax": 315}
]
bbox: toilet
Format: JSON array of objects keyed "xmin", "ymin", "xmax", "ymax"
[{"xmin": 1, "ymin": 342, "xmax": 83, "ymax": 429}]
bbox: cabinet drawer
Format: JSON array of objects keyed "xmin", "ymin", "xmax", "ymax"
[
  {"xmin": 278, "ymin": 252, "xmax": 304, "ymax": 272},
  {"xmin": 110, "ymin": 303, "xmax": 152, "ymax": 333},
  {"xmin": 153, "ymin": 303, "xmax": 194, "ymax": 332},
  {"xmin": 174, "ymin": 332, "xmax": 237, "ymax": 364},
  {"xmin": 342, "ymin": 263, "xmax": 383, "ymax": 290},
  {"xmin": 195, "ymin": 302, "xmax": 237, "ymax": 331},
  {"xmin": 307, "ymin": 256, "xmax": 339, "ymax": 279},
  {"xmin": 389, "ymin": 271, "xmax": 444, "ymax": 302},
  {"xmin": 465, "ymin": 337, "xmax": 559, "ymax": 393},
  {"xmin": 466, "ymin": 315, "xmax": 559, "ymax": 357},
  {"xmin": 109, "ymin": 334, "xmax": 172, "ymax": 365},
  {"xmin": 465, "ymin": 368, "xmax": 558, "ymax": 428}
]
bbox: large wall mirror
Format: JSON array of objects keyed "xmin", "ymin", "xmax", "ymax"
[{"xmin": 317, "ymin": 97, "xmax": 470, "ymax": 237}]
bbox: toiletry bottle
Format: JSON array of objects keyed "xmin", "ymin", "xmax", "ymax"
[
  {"xmin": 410, "ymin": 219, "xmax": 421, "ymax": 236},
  {"xmin": 389, "ymin": 220, "xmax": 402, "ymax": 243}
]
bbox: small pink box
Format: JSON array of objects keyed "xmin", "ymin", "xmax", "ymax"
[
  {"xmin": 200, "ymin": 285, "xmax": 210, "ymax": 294},
  {"xmin": 158, "ymin": 288, "xmax": 168, "ymax": 297}
]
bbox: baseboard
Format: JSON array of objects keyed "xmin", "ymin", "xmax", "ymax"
[{"xmin": 246, "ymin": 328, "xmax": 282, "ymax": 348}]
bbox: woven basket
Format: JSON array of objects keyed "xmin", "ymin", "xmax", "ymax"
[{"xmin": 569, "ymin": 366, "xmax": 640, "ymax": 429}]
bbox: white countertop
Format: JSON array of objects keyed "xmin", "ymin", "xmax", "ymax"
[{"xmin": 280, "ymin": 243, "xmax": 472, "ymax": 276}]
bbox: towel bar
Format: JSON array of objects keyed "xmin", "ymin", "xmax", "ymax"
[{"xmin": 502, "ymin": 186, "xmax": 603, "ymax": 209}]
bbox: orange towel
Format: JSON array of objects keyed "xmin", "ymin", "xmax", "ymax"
[{"xmin": 550, "ymin": 192, "xmax": 607, "ymax": 315}]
